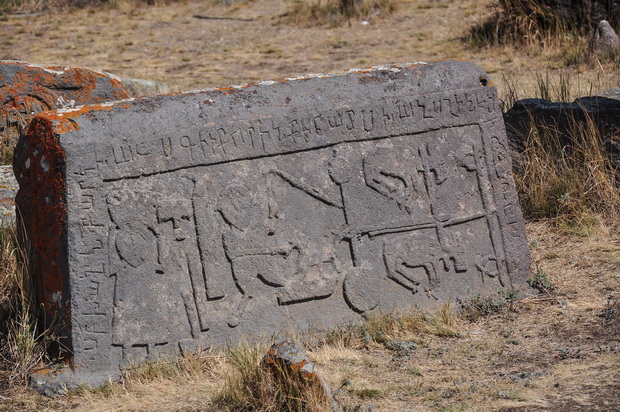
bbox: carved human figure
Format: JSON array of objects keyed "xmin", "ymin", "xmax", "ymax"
[
  {"xmin": 107, "ymin": 189, "xmax": 198, "ymax": 352},
  {"xmin": 217, "ymin": 179, "xmax": 339, "ymax": 326}
]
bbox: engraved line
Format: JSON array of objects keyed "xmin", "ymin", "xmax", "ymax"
[{"xmin": 102, "ymin": 122, "xmax": 486, "ymax": 182}]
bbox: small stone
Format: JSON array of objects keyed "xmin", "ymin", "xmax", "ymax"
[
  {"xmin": 120, "ymin": 77, "xmax": 170, "ymax": 97},
  {"xmin": 261, "ymin": 340, "xmax": 318, "ymax": 379},
  {"xmin": 261, "ymin": 340, "xmax": 340, "ymax": 411}
]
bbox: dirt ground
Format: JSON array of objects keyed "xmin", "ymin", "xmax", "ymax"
[
  {"xmin": 1, "ymin": 0, "xmax": 619, "ymax": 411},
  {"xmin": 1, "ymin": 0, "xmax": 618, "ymax": 99}
]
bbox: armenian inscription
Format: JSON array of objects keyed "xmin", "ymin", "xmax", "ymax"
[{"xmin": 15, "ymin": 61, "xmax": 531, "ymax": 393}]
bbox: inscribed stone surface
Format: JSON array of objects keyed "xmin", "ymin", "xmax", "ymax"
[{"xmin": 14, "ymin": 61, "xmax": 531, "ymax": 391}]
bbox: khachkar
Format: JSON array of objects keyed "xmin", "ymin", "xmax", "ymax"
[{"xmin": 15, "ymin": 61, "xmax": 531, "ymax": 393}]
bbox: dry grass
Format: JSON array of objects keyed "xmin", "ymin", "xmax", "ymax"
[
  {"xmin": 468, "ymin": 0, "xmax": 572, "ymax": 47},
  {"xmin": 212, "ymin": 342, "xmax": 334, "ymax": 412},
  {"xmin": 468, "ymin": 0, "xmax": 620, "ymax": 49},
  {"xmin": 0, "ymin": 0, "xmax": 185, "ymax": 14},
  {"xmin": 281, "ymin": 0, "xmax": 398, "ymax": 26},
  {"xmin": 0, "ymin": 224, "xmax": 54, "ymax": 388},
  {"xmin": 1, "ymin": 98, "xmax": 40, "ymax": 165},
  {"xmin": 512, "ymin": 103, "xmax": 620, "ymax": 229}
]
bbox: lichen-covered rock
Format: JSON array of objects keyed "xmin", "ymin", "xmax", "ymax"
[
  {"xmin": 261, "ymin": 340, "xmax": 319, "ymax": 379},
  {"xmin": 0, "ymin": 60, "xmax": 129, "ymax": 113},
  {"xmin": 0, "ymin": 61, "xmax": 130, "ymax": 162}
]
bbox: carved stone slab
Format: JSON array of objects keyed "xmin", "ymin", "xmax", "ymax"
[{"xmin": 15, "ymin": 61, "xmax": 531, "ymax": 392}]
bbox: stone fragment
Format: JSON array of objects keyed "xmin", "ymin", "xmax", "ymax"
[
  {"xmin": 120, "ymin": 77, "xmax": 170, "ymax": 97},
  {"xmin": 261, "ymin": 340, "xmax": 338, "ymax": 411},
  {"xmin": 0, "ymin": 165, "xmax": 17, "ymax": 225},
  {"xmin": 261, "ymin": 340, "xmax": 319, "ymax": 379},
  {"xmin": 0, "ymin": 60, "xmax": 130, "ymax": 153},
  {"xmin": 592, "ymin": 20, "xmax": 620, "ymax": 54},
  {"xmin": 14, "ymin": 61, "xmax": 531, "ymax": 394}
]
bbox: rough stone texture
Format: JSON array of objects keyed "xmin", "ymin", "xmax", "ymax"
[
  {"xmin": 504, "ymin": 96, "xmax": 620, "ymax": 183},
  {"xmin": 120, "ymin": 77, "xmax": 170, "ymax": 97},
  {"xmin": 15, "ymin": 61, "xmax": 531, "ymax": 393},
  {"xmin": 592, "ymin": 20, "xmax": 620, "ymax": 54},
  {"xmin": 0, "ymin": 60, "xmax": 130, "ymax": 151},
  {"xmin": 0, "ymin": 165, "xmax": 17, "ymax": 225},
  {"xmin": 261, "ymin": 340, "xmax": 338, "ymax": 411},
  {"xmin": 0, "ymin": 61, "xmax": 129, "ymax": 111}
]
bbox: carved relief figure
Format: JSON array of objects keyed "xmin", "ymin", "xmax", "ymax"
[
  {"xmin": 217, "ymin": 176, "xmax": 340, "ymax": 326},
  {"xmin": 107, "ymin": 187, "xmax": 200, "ymax": 352},
  {"xmin": 330, "ymin": 140, "xmax": 495, "ymax": 311}
]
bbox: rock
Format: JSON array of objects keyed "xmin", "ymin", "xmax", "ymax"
[
  {"xmin": 261, "ymin": 340, "xmax": 319, "ymax": 379},
  {"xmin": 0, "ymin": 61, "xmax": 131, "ymax": 224},
  {"xmin": 120, "ymin": 77, "xmax": 170, "ymax": 97},
  {"xmin": 0, "ymin": 60, "xmax": 131, "ymax": 163},
  {"xmin": 14, "ymin": 61, "xmax": 531, "ymax": 393},
  {"xmin": 261, "ymin": 340, "xmax": 339, "ymax": 411},
  {"xmin": 598, "ymin": 88, "xmax": 620, "ymax": 100},
  {"xmin": 503, "ymin": 95, "xmax": 620, "ymax": 184},
  {"xmin": 0, "ymin": 165, "xmax": 18, "ymax": 225},
  {"xmin": 592, "ymin": 20, "xmax": 620, "ymax": 55},
  {"xmin": 0, "ymin": 60, "xmax": 130, "ymax": 119}
]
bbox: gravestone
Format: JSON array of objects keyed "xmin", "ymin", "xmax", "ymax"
[{"xmin": 15, "ymin": 61, "xmax": 531, "ymax": 393}]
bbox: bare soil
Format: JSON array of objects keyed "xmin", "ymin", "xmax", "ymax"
[
  {"xmin": 1, "ymin": 0, "xmax": 617, "ymax": 99},
  {"xmin": 1, "ymin": 1, "xmax": 619, "ymax": 411}
]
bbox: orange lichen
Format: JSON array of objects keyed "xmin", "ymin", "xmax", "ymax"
[
  {"xmin": 1, "ymin": 62, "xmax": 130, "ymax": 126},
  {"xmin": 13, "ymin": 98, "xmax": 135, "ymax": 354},
  {"xmin": 262, "ymin": 342, "xmax": 319, "ymax": 381},
  {"xmin": 14, "ymin": 114, "xmax": 70, "ymax": 340}
]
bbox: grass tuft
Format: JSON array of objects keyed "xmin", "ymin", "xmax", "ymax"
[
  {"xmin": 213, "ymin": 341, "xmax": 333, "ymax": 412},
  {"xmin": 460, "ymin": 292, "xmax": 517, "ymax": 321},
  {"xmin": 0, "ymin": 224, "xmax": 55, "ymax": 386},
  {"xmin": 467, "ymin": 0, "xmax": 618, "ymax": 47},
  {"xmin": 527, "ymin": 266, "xmax": 555, "ymax": 294},
  {"xmin": 514, "ymin": 107, "xmax": 620, "ymax": 228}
]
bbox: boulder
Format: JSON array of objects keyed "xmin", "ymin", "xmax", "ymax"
[
  {"xmin": 591, "ymin": 20, "xmax": 620, "ymax": 55},
  {"xmin": 14, "ymin": 61, "xmax": 531, "ymax": 394}
]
